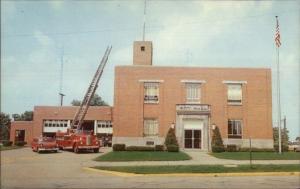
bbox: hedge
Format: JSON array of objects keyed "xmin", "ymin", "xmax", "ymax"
[
  {"xmin": 125, "ymin": 146, "xmax": 155, "ymax": 151},
  {"xmin": 14, "ymin": 141, "xmax": 27, "ymax": 146},
  {"xmin": 2, "ymin": 140, "xmax": 13, "ymax": 147},
  {"xmin": 166, "ymin": 144, "xmax": 179, "ymax": 152},
  {"xmin": 112, "ymin": 144, "xmax": 126, "ymax": 151},
  {"xmin": 226, "ymin": 145, "xmax": 238, "ymax": 152},
  {"xmin": 155, "ymin": 145, "xmax": 165, "ymax": 151}
]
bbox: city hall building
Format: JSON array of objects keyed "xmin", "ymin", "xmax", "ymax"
[
  {"xmin": 10, "ymin": 41, "xmax": 274, "ymax": 150},
  {"xmin": 112, "ymin": 41, "xmax": 273, "ymax": 150}
]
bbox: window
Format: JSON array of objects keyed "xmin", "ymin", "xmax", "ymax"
[
  {"xmin": 43, "ymin": 120, "xmax": 68, "ymax": 128},
  {"xmin": 97, "ymin": 121, "xmax": 112, "ymax": 128},
  {"xmin": 144, "ymin": 82, "xmax": 159, "ymax": 103},
  {"xmin": 186, "ymin": 83, "xmax": 201, "ymax": 103},
  {"xmin": 141, "ymin": 46, "xmax": 145, "ymax": 51},
  {"xmin": 227, "ymin": 84, "xmax": 242, "ymax": 104},
  {"xmin": 228, "ymin": 120, "xmax": 242, "ymax": 138},
  {"xmin": 144, "ymin": 119, "xmax": 158, "ymax": 136}
]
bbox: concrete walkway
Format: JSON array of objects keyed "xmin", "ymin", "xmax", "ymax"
[{"xmin": 84, "ymin": 149, "xmax": 300, "ymax": 167}]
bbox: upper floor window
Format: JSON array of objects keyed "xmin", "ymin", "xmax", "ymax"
[
  {"xmin": 43, "ymin": 120, "xmax": 68, "ymax": 127},
  {"xmin": 144, "ymin": 82, "xmax": 159, "ymax": 103},
  {"xmin": 228, "ymin": 120, "xmax": 242, "ymax": 139},
  {"xmin": 144, "ymin": 119, "xmax": 158, "ymax": 137},
  {"xmin": 186, "ymin": 83, "xmax": 201, "ymax": 103},
  {"xmin": 227, "ymin": 84, "xmax": 242, "ymax": 105}
]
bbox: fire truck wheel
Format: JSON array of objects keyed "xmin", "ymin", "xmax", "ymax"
[{"xmin": 93, "ymin": 148, "xmax": 99, "ymax": 153}]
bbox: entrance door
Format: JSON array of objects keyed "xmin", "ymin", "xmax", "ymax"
[
  {"xmin": 15, "ymin": 130, "xmax": 25, "ymax": 142},
  {"xmin": 184, "ymin": 129, "xmax": 201, "ymax": 149}
]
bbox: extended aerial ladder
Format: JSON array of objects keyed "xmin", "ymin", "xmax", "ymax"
[{"xmin": 71, "ymin": 46, "xmax": 112, "ymax": 131}]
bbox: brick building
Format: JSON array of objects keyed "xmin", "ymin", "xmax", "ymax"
[
  {"xmin": 112, "ymin": 41, "xmax": 273, "ymax": 150},
  {"xmin": 10, "ymin": 106, "xmax": 113, "ymax": 145},
  {"xmin": 10, "ymin": 41, "xmax": 274, "ymax": 150}
]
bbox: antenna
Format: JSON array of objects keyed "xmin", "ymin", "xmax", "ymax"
[
  {"xmin": 142, "ymin": 0, "xmax": 147, "ymax": 41},
  {"xmin": 59, "ymin": 46, "xmax": 65, "ymax": 106}
]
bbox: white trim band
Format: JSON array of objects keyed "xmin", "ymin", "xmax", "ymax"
[
  {"xmin": 139, "ymin": 79, "xmax": 164, "ymax": 83},
  {"xmin": 181, "ymin": 80, "xmax": 206, "ymax": 83},
  {"xmin": 222, "ymin": 80, "xmax": 247, "ymax": 84}
]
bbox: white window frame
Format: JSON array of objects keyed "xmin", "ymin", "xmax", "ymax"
[
  {"xmin": 228, "ymin": 119, "xmax": 243, "ymax": 138},
  {"xmin": 143, "ymin": 119, "xmax": 159, "ymax": 137},
  {"xmin": 186, "ymin": 83, "xmax": 201, "ymax": 103},
  {"xmin": 144, "ymin": 82, "xmax": 159, "ymax": 104},
  {"xmin": 227, "ymin": 84, "xmax": 242, "ymax": 105}
]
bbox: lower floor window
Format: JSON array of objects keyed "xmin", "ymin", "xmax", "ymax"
[
  {"xmin": 228, "ymin": 120, "xmax": 242, "ymax": 139},
  {"xmin": 144, "ymin": 119, "xmax": 158, "ymax": 136}
]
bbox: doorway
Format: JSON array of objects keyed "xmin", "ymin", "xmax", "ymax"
[
  {"xmin": 15, "ymin": 130, "xmax": 25, "ymax": 142},
  {"xmin": 184, "ymin": 129, "xmax": 202, "ymax": 149}
]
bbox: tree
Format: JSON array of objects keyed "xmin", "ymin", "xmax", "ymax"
[
  {"xmin": 296, "ymin": 137, "xmax": 300, "ymax": 142},
  {"xmin": 71, "ymin": 94, "xmax": 108, "ymax": 106},
  {"xmin": 164, "ymin": 127, "xmax": 179, "ymax": 152},
  {"xmin": 273, "ymin": 127, "xmax": 289, "ymax": 152},
  {"xmin": 211, "ymin": 126, "xmax": 225, "ymax": 153},
  {"xmin": 0, "ymin": 112, "xmax": 11, "ymax": 141},
  {"xmin": 12, "ymin": 111, "xmax": 33, "ymax": 121}
]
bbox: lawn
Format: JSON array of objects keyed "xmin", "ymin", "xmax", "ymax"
[
  {"xmin": 94, "ymin": 151, "xmax": 191, "ymax": 162},
  {"xmin": 93, "ymin": 164, "xmax": 300, "ymax": 174},
  {"xmin": 0, "ymin": 146, "xmax": 24, "ymax": 151},
  {"xmin": 210, "ymin": 152, "xmax": 300, "ymax": 160}
]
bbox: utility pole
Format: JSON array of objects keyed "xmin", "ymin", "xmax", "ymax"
[{"xmin": 142, "ymin": 0, "xmax": 147, "ymax": 41}]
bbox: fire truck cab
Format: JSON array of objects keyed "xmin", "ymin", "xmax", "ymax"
[{"xmin": 56, "ymin": 129, "xmax": 100, "ymax": 153}]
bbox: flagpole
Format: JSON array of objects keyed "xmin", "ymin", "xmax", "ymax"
[{"xmin": 276, "ymin": 16, "xmax": 282, "ymax": 154}]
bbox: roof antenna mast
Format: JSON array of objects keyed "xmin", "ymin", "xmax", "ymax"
[
  {"xmin": 59, "ymin": 46, "xmax": 65, "ymax": 106},
  {"xmin": 142, "ymin": 0, "xmax": 147, "ymax": 41}
]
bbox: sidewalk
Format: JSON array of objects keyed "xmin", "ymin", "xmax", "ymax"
[{"xmin": 84, "ymin": 150, "xmax": 300, "ymax": 167}]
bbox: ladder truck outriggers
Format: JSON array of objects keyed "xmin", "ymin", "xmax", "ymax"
[{"xmin": 56, "ymin": 46, "xmax": 112, "ymax": 153}]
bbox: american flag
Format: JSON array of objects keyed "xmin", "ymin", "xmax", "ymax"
[{"xmin": 275, "ymin": 16, "xmax": 281, "ymax": 48}]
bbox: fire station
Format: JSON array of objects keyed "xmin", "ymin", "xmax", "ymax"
[{"xmin": 10, "ymin": 41, "xmax": 274, "ymax": 151}]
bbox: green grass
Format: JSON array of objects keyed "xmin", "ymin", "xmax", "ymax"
[
  {"xmin": 0, "ymin": 146, "xmax": 24, "ymax": 151},
  {"xmin": 93, "ymin": 164, "xmax": 300, "ymax": 174},
  {"xmin": 210, "ymin": 152, "xmax": 300, "ymax": 160},
  {"xmin": 94, "ymin": 151, "xmax": 191, "ymax": 162}
]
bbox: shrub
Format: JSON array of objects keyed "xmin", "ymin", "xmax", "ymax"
[
  {"xmin": 164, "ymin": 128, "xmax": 179, "ymax": 146},
  {"xmin": 166, "ymin": 145, "xmax": 179, "ymax": 152},
  {"xmin": 155, "ymin": 145, "xmax": 164, "ymax": 151},
  {"xmin": 211, "ymin": 126, "xmax": 225, "ymax": 153},
  {"xmin": 164, "ymin": 127, "xmax": 179, "ymax": 152},
  {"xmin": 2, "ymin": 140, "xmax": 13, "ymax": 147},
  {"xmin": 112, "ymin": 144, "xmax": 126, "ymax": 151},
  {"xmin": 226, "ymin": 145, "xmax": 238, "ymax": 152},
  {"xmin": 125, "ymin": 146, "xmax": 154, "ymax": 151},
  {"xmin": 239, "ymin": 147, "xmax": 275, "ymax": 152},
  {"xmin": 14, "ymin": 141, "xmax": 27, "ymax": 146}
]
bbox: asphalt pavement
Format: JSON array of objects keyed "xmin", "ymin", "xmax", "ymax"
[{"xmin": 1, "ymin": 147, "xmax": 299, "ymax": 189}]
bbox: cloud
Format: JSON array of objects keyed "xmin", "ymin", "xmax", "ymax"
[{"xmin": 49, "ymin": 1, "xmax": 64, "ymax": 11}]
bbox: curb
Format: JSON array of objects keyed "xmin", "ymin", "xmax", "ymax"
[{"xmin": 83, "ymin": 167, "xmax": 300, "ymax": 177}]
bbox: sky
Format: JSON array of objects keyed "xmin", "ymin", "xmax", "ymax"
[{"xmin": 1, "ymin": 0, "xmax": 299, "ymax": 140}]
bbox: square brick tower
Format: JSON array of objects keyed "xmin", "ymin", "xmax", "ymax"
[{"xmin": 133, "ymin": 41, "xmax": 152, "ymax": 66}]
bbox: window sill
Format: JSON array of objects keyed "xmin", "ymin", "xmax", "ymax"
[
  {"xmin": 227, "ymin": 102, "xmax": 242, "ymax": 106},
  {"xmin": 144, "ymin": 101, "xmax": 159, "ymax": 104}
]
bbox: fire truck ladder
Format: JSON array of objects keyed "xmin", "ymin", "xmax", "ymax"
[{"xmin": 71, "ymin": 46, "xmax": 112, "ymax": 131}]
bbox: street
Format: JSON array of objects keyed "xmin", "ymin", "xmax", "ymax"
[{"xmin": 1, "ymin": 147, "xmax": 299, "ymax": 189}]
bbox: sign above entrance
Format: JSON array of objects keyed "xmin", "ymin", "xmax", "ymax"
[{"xmin": 176, "ymin": 104, "xmax": 210, "ymax": 114}]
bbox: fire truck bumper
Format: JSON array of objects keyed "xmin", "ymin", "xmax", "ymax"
[
  {"xmin": 38, "ymin": 148, "xmax": 59, "ymax": 151},
  {"xmin": 78, "ymin": 146, "xmax": 99, "ymax": 149}
]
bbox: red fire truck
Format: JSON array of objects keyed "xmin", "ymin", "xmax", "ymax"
[
  {"xmin": 56, "ymin": 129, "xmax": 100, "ymax": 153},
  {"xmin": 55, "ymin": 46, "xmax": 112, "ymax": 154}
]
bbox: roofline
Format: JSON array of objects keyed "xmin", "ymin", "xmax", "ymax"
[{"xmin": 115, "ymin": 65, "xmax": 271, "ymax": 70}]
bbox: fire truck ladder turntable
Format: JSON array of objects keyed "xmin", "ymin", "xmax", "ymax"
[{"xmin": 71, "ymin": 46, "xmax": 112, "ymax": 131}]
